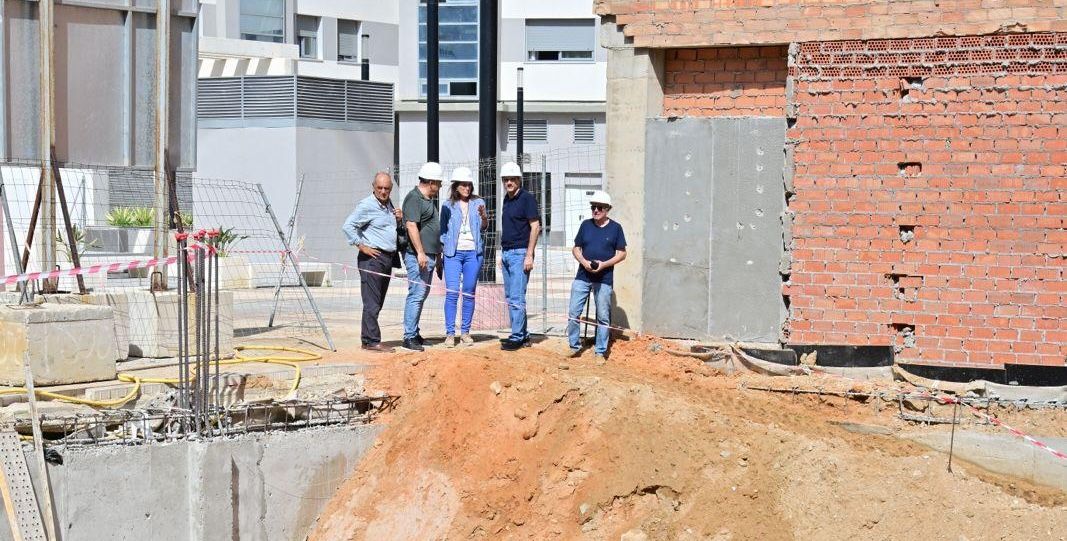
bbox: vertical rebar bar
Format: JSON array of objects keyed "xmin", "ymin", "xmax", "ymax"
[
  {"xmin": 195, "ymin": 248, "xmax": 204, "ymax": 432},
  {"xmin": 540, "ymin": 154, "xmax": 548, "ymax": 335},
  {"xmin": 203, "ymin": 245, "xmax": 212, "ymax": 427},
  {"xmin": 214, "ymin": 248, "xmax": 221, "ymax": 423}
]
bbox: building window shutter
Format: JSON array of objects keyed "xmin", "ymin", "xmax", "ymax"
[
  {"xmin": 526, "ymin": 19, "xmax": 595, "ymax": 53},
  {"xmin": 338, "ymin": 19, "xmax": 360, "ymax": 62},
  {"xmin": 573, "ymin": 119, "xmax": 594, "ymax": 143}
]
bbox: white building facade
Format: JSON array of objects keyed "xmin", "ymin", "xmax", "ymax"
[
  {"xmin": 194, "ymin": 1, "xmax": 400, "ymax": 266},
  {"xmin": 396, "ymin": 0, "xmax": 607, "ymax": 245}
]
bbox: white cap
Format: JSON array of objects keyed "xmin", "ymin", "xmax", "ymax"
[
  {"xmin": 417, "ymin": 162, "xmax": 444, "ymax": 182},
  {"xmin": 450, "ymin": 166, "xmax": 477, "ymax": 194},
  {"xmin": 500, "ymin": 161, "xmax": 523, "ymax": 179},
  {"xmin": 589, "ymin": 190, "xmax": 612, "ymax": 207}
]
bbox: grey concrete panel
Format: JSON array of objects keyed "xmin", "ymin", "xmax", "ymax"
[
  {"xmin": 363, "ymin": 21, "xmax": 399, "ymax": 67},
  {"xmin": 708, "ymin": 117, "xmax": 786, "ymax": 342},
  {"xmin": 54, "ymin": 4, "xmax": 128, "ymax": 164},
  {"xmin": 4, "ymin": 0, "xmax": 42, "ymax": 160},
  {"xmin": 199, "ymin": 2, "xmax": 217, "ymax": 38},
  {"xmin": 643, "ymin": 117, "xmax": 786, "ymax": 342},
  {"xmin": 132, "ymin": 11, "xmax": 158, "ymax": 167},
  {"xmin": 642, "ymin": 118, "xmax": 713, "ymax": 337}
]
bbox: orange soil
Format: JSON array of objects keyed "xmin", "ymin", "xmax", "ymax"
[{"xmin": 309, "ymin": 336, "xmax": 1067, "ymax": 540}]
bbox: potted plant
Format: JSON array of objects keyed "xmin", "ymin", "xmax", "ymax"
[{"xmin": 209, "ymin": 227, "xmax": 254, "ymax": 289}]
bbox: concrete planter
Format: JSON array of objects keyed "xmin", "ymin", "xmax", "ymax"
[
  {"xmin": 217, "ymin": 255, "xmax": 254, "ymax": 289},
  {"xmin": 85, "ymin": 226, "xmax": 156, "ymax": 255}
]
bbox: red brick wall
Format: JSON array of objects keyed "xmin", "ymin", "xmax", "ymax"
[
  {"xmin": 663, "ymin": 46, "xmax": 788, "ymax": 117},
  {"xmin": 783, "ymin": 33, "xmax": 1067, "ymax": 366},
  {"xmin": 596, "ymin": 0, "xmax": 1067, "ymax": 48}
]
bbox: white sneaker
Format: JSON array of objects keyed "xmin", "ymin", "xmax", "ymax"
[
  {"xmin": 444, "ymin": 335, "xmax": 456, "ymax": 348},
  {"xmin": 460, "ymin": 334, "xmax": 474, "ymax": 345}
]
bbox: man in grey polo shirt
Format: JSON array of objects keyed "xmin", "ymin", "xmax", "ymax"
[{"xmin": 342, "ymin": 171, "xmax": 403, "ymax": 352}]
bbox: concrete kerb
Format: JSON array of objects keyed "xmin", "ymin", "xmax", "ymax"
[{"xmin": 901, "ymin": 430, "xmax": 1067, "ymax": 493}]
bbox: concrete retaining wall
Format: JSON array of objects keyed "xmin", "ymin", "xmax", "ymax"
[{"xmin": 1, "ymin": 425, "xmax": 383, "ymax": 541}]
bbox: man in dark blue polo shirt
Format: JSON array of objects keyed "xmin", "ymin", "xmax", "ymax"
[
  {"xmin": 566, "ymin": 190, "xmax": 626, "ymax": 361},
  {"xmin": 499, "ymin": 161, "xmax": 541, "ymax": 351}
]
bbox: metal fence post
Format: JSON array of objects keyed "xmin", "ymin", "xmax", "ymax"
[
  {"xmin": 540, "ymin": 154, "xmax": 548, "ymax": 335},
  {"xmin": 256, "ymin": 183, "xmax": 336, "ymax": 351},
  {"xmin": 268, "ymin": 173, "xmax": 305, "ymax": 327}
]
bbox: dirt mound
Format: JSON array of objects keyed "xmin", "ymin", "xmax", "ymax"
[{"xmin": 310, "ymin": 337, "xmax": 1067, "ymax": 540}]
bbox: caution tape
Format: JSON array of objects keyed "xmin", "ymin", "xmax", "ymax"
[
  {"xmin": 918, "ymin": 391, "xmax": 1067, "ymax": 461},
  {"xmin": 1, "ymin": 244, "xmax": 217, "ymax": 287},
  {"xmin": 2, "ymin": 256, "xmax": 179, "ymax": 286}
]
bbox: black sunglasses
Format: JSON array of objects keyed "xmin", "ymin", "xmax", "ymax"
[{"xmin": 590, "ymin": 204, "xmax": 610, "ymax": 211}]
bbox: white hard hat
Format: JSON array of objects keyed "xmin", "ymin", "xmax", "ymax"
[
  {"xmin": 450, "ymin": 166, "xmax": 478, "ymax": 194},
  {"xmin": 417, "ymin": 162, "xmax": 444, "ymax": 182},
  {"xmin": 450, "ymin": 166, "xmax": 474, "ymax": 184},
  {"xmin": 500, "ymin": 161, "xmax": 523, "ymax": 179},
  {"xmin": 589, "ymin": 190, "xmax": 612, "ymax": 207}
]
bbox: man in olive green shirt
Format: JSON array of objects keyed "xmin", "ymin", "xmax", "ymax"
[{"xmin": 401, "ymin": 162, "xmax": 444, "ymax": 351}]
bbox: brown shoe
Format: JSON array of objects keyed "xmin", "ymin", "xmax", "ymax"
[{"xmin": 362, "ymin": 343, "xmax": 394, "ymax": 353}]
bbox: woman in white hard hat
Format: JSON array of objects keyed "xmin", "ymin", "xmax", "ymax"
[{"xmin": 439, "ymin": 166, "xmax": 489, "ymax": 347}]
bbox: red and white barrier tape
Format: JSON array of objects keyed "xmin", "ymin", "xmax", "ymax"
[
  {"xmin": 917, "ymin": 391, "xmax": 1067, "ymax": 461},
  {"xmin": 2, "ymin": 256, "xmax": 180, "ymax": 286}
]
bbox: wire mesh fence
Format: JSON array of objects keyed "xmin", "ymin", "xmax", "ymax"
[
  {"xmin": 0, "ymin": 159, "xmax": 330, "ymax": 362},
  {"xmin": 0, "ymin": 145, "xmax": 611, "ymax": 363}
]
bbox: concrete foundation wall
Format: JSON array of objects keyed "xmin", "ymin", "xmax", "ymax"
[
  {"xmin": 2, "ymin": 425, "xmax": 383, "ymax": 541},
  {"xmin": 643, "ymin": 117, "xmax": 786, "ymax": 342}
]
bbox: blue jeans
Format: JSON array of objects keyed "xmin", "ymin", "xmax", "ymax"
[
  {"xmin": 443, "ymin": 250, "xmax": 482, "ymax": 335},
  {"xmin": 403, "ymin": 252, "xmax": 437, "ymax": 341},
  {"xmin": 567, "ymin": 279, "xmax": 613, "ymax": 355},
  {"xmin": 501, "ymin": 248, "xmax": 530, "ymax": 342}
]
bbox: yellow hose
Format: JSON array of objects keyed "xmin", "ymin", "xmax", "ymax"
[{"xmin": 0, "ymin": 345, "xmax": 323, "ymax": 409}]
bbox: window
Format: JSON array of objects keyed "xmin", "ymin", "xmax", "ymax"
[
  {"xmin": 526, "ymin": 19, "xmax": 595, "ymax": 62},
  {"xmin": 296, "ymin": 15, "xmax": 320, "ymax": 59},
  {"xmin": 508, "ymin": 119, "xmax": 548, "ymax": 142},
  {"xmin": 418, "ymin": 0, "xmax": 479, "ymax": 98},
  {"xmin": 573, "ymin": 119, "xmax": 594, "ymax": 144},
  {"xmin": 240, "ymin": 0, "xmax": 284, "ymax": 43},
  {"xmin": 337, "ymin": 19, "xmax": 361, "ymax": 63}
]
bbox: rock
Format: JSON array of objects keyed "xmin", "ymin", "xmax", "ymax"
[
  {"xmin": 719, "ymin": 450, "xmax": 732, "ymax": 458},
  {"xmin": 903, "ymin": 398, "xmax": 928, "ymax": 412},
  {"xmin": 490, "ymin": 381, "xmax": 503, "ymax": 395},
  {"xmin": 579, "ymin": 503, "xmax": 591, "ymax": 516},
  {"xmin": 621, "ymin": 529, "xmax": 649, "ymax": 541},
  {"xmin": 738, "ymin": 458, "xmax": 748, "ymax": 467},
  {"xmin": 649, "ymin": 343, "xmax": 663, "ymax": 353},
  {"xmin": 558, "ymin": 363, "xmax": 570, "ymax": 370}
]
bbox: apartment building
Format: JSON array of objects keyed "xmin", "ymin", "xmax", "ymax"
[
  {"xmin": 397, "ymin": 0, "xmax": 608, "ymax": 245},
  {"xmin": 195, "ymin": 1, "xmax": 399, "ymax": 265}
]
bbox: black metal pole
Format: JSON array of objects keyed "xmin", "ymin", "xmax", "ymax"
[
  {"xmin": 360, "ymin": 34, "xmax": 370, "ymax": 81},
  {"xmin": 478, "ymin": 0, "xmax": 498, "ymax": 281},
  {"xmin": 427, "ymin": 0, "xmax": 440, "ymax": 162},
  {"xmin": 516, "ymin": 67, "xmax": 524, "ymax": 165}
]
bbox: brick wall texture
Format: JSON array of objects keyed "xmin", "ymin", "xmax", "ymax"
[
  {"xmin": 661, "ymin": 33, "xmax": 1067, "ymax": 366},
  {"xmin": 596, "ymin": 0, "xmax": 1067, "ymax": 48},
  {"xmin": 663, "ymin": 46, "xmax": 788, "ymax": 117}
]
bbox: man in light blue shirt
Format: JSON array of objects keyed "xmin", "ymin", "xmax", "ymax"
[{"xmin": 342, "ymin": 172, "xmax": 402, "ymax": 352}]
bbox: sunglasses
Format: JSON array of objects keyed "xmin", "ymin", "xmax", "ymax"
[{"xmin": 590, "ymin": 204, "xmax": 610, "ymax": 211}]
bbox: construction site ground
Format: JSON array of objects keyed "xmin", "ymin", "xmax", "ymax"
[{"xmin": 301, "ymin": 333, "xmax": 1067, "ymax": 541}]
